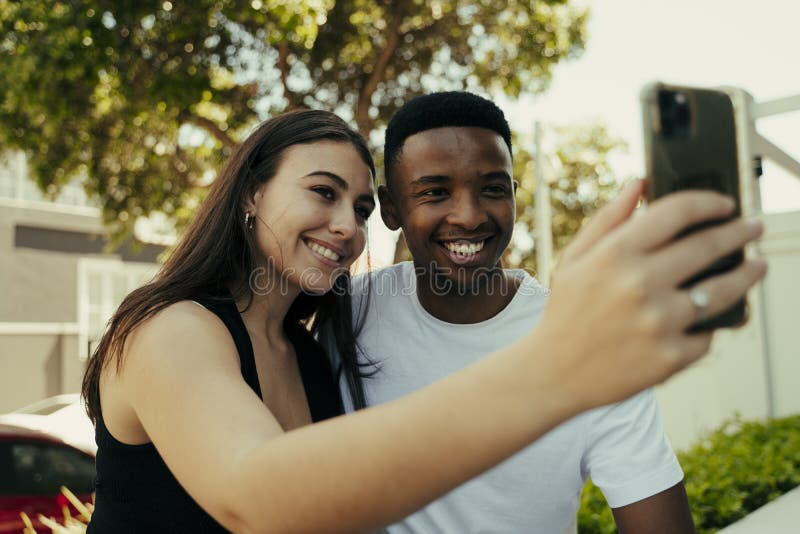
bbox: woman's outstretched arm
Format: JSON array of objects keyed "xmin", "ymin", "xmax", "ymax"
[{"xmin": 114, "ymin": 183, "xmax": 765, "ymax": 534}]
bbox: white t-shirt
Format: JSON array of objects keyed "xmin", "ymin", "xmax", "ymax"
[{"xmin": 327, "ymin": 262, "xmax": 683, "ymax": 534}]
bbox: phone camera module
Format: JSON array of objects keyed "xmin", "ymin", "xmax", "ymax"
[{"xmin": 658, "ymin": 89, "xmax": 692, "ymax": 140}]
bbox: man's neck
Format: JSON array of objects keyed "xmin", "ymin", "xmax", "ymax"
[{"xmin": 415, "ymin": 267, "xmax": 521, "ymax": 324}]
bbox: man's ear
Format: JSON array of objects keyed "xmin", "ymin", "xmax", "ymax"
[
  {"xmin": 513, "ymin": 179, "xmax": 519, "ymax": 194},
  {"xmin": 377, "ymin": 184, "xmax": 401, "ymax": 231}
]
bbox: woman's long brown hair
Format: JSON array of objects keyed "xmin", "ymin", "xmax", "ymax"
[{"xmin": 81, "ymin": 110, "xmax": 375, "ymax": 422}]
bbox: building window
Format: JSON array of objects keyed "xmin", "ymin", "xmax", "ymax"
[
  {"xmin": 78, "ymin": 259, "xmax": 158, "ymax": 360},
  {"xmin": 0, "ymin": 151, "xmax": 96, "ymax": 208}
]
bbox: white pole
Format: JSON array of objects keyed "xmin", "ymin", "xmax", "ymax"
[
  {"xmin": 534, "ymin": 122, "xmax": 553, "ymax": 285},
  {"xmin": 727, "ymin": 86, "xmax": 774, "ymax": 418}
]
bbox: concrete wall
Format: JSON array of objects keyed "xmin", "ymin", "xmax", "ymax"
[
  {"xmin": 0, "ymin": 201, "xmax": 103, "ymax": 323},
  {"xmin": 0, "ymin": 333, "xmax": 84, "ymax": 412},
  {"xmin": 0, "ymin": 200, "xmax": 159, "ymax": 412},
  {"xmin": 656, "ymin": 209, "xmax": 800, "ymax": 450},
  {"xmin": 0, "ymin": 202, "xmax": 98, "ymax": 410}
]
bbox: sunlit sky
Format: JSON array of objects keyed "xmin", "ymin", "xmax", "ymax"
[{"xmin": 368, "ymin": 0, "xmax": 800, "ymax": 266}]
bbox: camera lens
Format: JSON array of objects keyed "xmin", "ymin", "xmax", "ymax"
[{"xmin": 658, "ymin": 89, "xmax": 691, "ymax": 140}]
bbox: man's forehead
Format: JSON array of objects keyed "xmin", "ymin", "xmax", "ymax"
[
  {"xmin": 402, "ymin": 126, "xmax": 508, "ymax": 153},
  {"xmin": 394, "ymin": 126, "xmax": 512, "ymax": 177}
]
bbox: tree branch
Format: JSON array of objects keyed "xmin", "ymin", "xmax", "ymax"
[
  {"xmin": 354, "ymin": 9, "xmax": 404, "ymax": 137},
  {"xmin": 179, "ymin": 110, "xmax": 237, "ymax": 149},
  {"xmin": 278, "ymin": 41, "xmax": 300, "ymax": 109},
  {"xmin": 171, "ymin": 147, "xmax": 211, "ymax": 189}
]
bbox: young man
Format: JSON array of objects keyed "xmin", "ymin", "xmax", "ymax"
[{"xmin": 336, "ymin": 92, "xmax": 696, "ymax": 533}]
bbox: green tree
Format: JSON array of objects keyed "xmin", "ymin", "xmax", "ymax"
[
  {"xmin": 0, "ymin": 0, "xmax": 588, "ymax": 238},
  {"xmin": 504, "ymin": 122, "xmax": 629, "ymax": 275}
]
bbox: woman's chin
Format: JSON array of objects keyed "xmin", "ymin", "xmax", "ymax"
[
  {"xmin": 300, "ymin": 286, "xmax": 331, "ymax": 296},
  {"xmin": 296, "ymin": 277, "xmax": 339, "ymax": 296}
]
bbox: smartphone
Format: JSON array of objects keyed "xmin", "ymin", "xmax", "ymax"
[{"xmin": 641, "ymin": 82, "xmax": 747, "ymax": 331}]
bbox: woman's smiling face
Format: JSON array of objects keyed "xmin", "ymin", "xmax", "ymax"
[{"xmin": 248, "ymin": 140, "xmax": 375, "ymax": 294}]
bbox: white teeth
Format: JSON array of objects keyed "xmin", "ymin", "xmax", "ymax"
[
  {"xmin": 444, "ymin": 240, "xmax": 485, "ymax": 256},
  {"xmin": 307, "ymin": 241, "xmax": 341, "ymax": 261}
]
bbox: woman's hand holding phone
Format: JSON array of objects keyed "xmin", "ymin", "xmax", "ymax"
[{"xmin": 528, "ymin": 179, "xmax": 766, "ymax": 411}]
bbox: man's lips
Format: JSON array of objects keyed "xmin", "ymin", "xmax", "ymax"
[{"xmin": 436, "ymin": 233, "xmax": 494, "ymax": 243}]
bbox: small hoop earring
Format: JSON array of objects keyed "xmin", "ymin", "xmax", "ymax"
[{"xmin": 245, "ymin": 212, "xmax": 254, "ymax": 230}]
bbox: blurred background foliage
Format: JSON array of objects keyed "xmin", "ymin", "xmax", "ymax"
[
  {"xmin": 503, "ymin": 122, "xmax": 628, "ymax": 273},
  {"xmin": 0, "ymin": 0, "xmax": 627, "ymax": 265},
  {"xmin": 579, "ymin": 414, "xmax": 800, "ymax": 534}
]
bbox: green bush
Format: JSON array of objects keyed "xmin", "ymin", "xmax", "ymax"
[{"xmin": 578, "ymin": 414, "xmax": 800, "ymax": 534}]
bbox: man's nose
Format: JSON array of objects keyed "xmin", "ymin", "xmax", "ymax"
[{"xmin": 446, "ymin": 193, "xmax": 489, "ymax": 230}]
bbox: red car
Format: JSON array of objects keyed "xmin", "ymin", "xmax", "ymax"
[{"xmin": 0, "ymin": 423, "xmax": 95, "ymax": 533}]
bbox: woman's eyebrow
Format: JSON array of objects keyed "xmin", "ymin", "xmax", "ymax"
[{"xmin": 303, "ymin": 171, "xmax": 348, "ymax": 188}]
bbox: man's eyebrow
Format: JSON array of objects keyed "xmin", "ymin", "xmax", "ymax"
[
  {"xmin": 410, "ymin": 172, "xmax": 512, "ymax": 185},
  {"xmin": 410, "ymin": 175, "xmax": 451, "ymax": 186},
  {"xmin": 303, "ymin": 171, "xmax": 375, "ymax": 204},
  {"xmin": 480, "ymin": 171, "xmax": 513, "ymax": 181}
]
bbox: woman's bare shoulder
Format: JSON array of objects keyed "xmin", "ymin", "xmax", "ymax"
[
  {"xmin": 101, "ymin": 300, "xmax": 245, "ymax": 442},
  {"xmin": 123, "ymin": 300, "xmax": 239, "ymax": 370}
]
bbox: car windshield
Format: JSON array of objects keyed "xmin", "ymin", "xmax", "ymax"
[{"xmin": 0, "ymin": 440, "xmax": 95, "ymax": 495}]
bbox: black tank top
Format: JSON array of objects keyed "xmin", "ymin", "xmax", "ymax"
[{"xmin": 87, "ymin": 297, "xmax": 344, "ymax": 533}]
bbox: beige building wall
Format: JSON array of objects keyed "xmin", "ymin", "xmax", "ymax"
[
  {"xmin": 0, "ymin": 199, "xmax": 159, "ymax": 412},
  {"xmin": 0, "ymin": 202, "xmax": 104, "ymax": 323},
  {"xmin": 656, "ymin": 209, "xmax": 800, "ymax": 451},
  {"xmin": 0, "ymin": 332, "xmax": 81, "ymax": 413}
]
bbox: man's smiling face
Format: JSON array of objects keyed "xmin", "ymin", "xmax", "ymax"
[{"xmin": 380, "ymin": 126, "xmax": 516, "ymax": 290}]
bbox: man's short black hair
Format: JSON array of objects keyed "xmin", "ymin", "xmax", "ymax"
[{"xmin": 383, "ymin": 91, "xmax": 513, "ymax": 186}]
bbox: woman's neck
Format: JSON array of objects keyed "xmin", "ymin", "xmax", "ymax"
[{"xmin": 236, "ymin": 281, "xmax": 301, "ymax": 347}]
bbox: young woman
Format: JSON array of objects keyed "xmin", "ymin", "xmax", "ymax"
[{"xmin": 82, "ymin": 109, "xmax": 765, "ymax": 533}]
